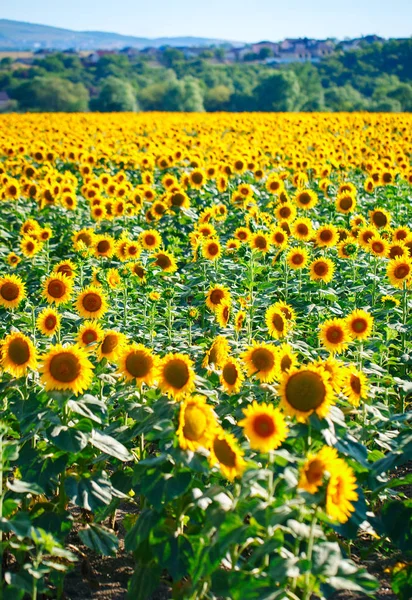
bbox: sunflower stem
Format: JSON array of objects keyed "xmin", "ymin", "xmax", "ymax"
[{"xmin": 303, "ymin": 509, "xmax": 318, "ymax": 600}]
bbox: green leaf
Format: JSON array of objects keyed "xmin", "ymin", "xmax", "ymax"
[
  {"xmin": 65, "ymin": 474, "xmax": 112, "ymax": 511},
  {"xmin": 7, "ymin": 479, "xmax": 44, "ymax": 495},
  {"xmin": 127, "ymin": 563, "xmax": 162, "ymax": 600},
  {"xmin": 312, "ymin": 542, "xmax": 341, "ymax": 577},
  {"xmin": 391, "ymin": 563, "xmax": 412, "ymax": 600},
  {"xmin": 124, "ymin": 508, "xmax": 159, "ymax": 553},
  {"xmin": 90, "ymin": 430, "xmax": 133, "ymax": 461},
  {"xmin": 50, "ymin": 426, "xmax": 89, "ymax": 453},
  {"xmin": 78, "ymin": 524, "xmax": 119, "ymax": 556}
]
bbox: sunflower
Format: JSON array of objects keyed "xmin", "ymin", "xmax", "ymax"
[
  {"xmin": 72, "ymin": 229, "xmax": 95, "ymax": 251},
  {"xmin": 7, "ymin": 253, "xmax": 21, "ymax": 268},
  {"xmin": 387, "ymin": 258, "xmax": 412, "ymax": 289},
  {"xmin": 36, "ymin": 308, "xmax": 61, "ymax": 337},
  {"xmin": 42, "ymin": 273, "xmax": 73, "ymax": 305},
  {"xmin": 335, "ymin": 193, "xmax": 356, "ymax": 214},
  {"xmin": 177, "ymin": 395, "xmax": 217, "ymax": 451},
  {"xmin": 319, "ymin": 318, "xmax": 351, "ymax": 354},
  {"xmin": 106, "ymin": 268, "xmax": 122, "ymax": 289},
  {"xmin": 239, "ymin": 401, "xmax": 288, "ymax": 453},
  {"xmin": 1, "ymin": 332, "xmax": 37, "ymax": 377},
  {"xmin": 294, "ymin": 189, "xmax": 318, "ymax": 210},
  {"xmin": 20, "ymin": 236, "xmax": 42, "ymax": 258},
  {"xmin": 250, "ymin": 232, "xmax": 271, "ymax": 253},
  {"xmin": 77, "ymin": 321, "xmax": 104, "ymax": 349},
  {"xmin": 358, "ymin": 226, "xmax": 378, "ymax": 249},
  {"xmin": 215, "ymin": 301, "xmax": 230, "ymax": 328},
  {"xmin": 234, "ymin": 310, "xmax": 246, "ymax": 332},
  {"xmin": 209, "ymin": 429, "xmax": 246, "ymax": 480},
  {"xmin": 241, "ymin": 341, "xmax": 279, "ymax": 383},
  {"xmin": 326, "ymin": 460, "xmax": 358, "ymax": 523},
  {"xmin": 298, "ymin": 446, "xmax": 339, "ymax": 494},
  {"xmin": 392, "ymin": 226, "xmax": 411, "ymax": 242},
  {"xmin": 270, "ymin": 227, "xmax": 288, "ymax": 249},
  {"xmin": 53, "ymin": 260, "xmax": 77, "ymax": 279},
  {"xmin": 381, "ymin": 294, "xmax": 400, "ymax": 308},
  {"xmin": 272, "ymin": 300, "xmax": 296, "ymax": 321},
  {"xmin": 117, "ymin": 343, "xmax": 158, "ymax": 386},
  {"xmin": 265, "ymin": 306, "xmax": 288, "ymax": 339},
  {"xmin": 139, "ymin": 229, "xmax": 162, "ymax": 251},
  {"xmin": 388, "ymin": 241, "xmax": 407, "ymax": 260},
  {"xmin": 370, "ymin": 208, "xmax": 391, "ymax": 229},
  {"xmin": 157, "ymin": 353, "xmax": 195, "ymax": 400},
  {"xmin": 202, "ymin": 336, "xmax": 230, "ymax": 369},
  {"xmin": 39, "ymin": 227, "xmax": 52, "ymax": 243},
  {"xmin": 369, "ymin": 236, "xmax": 388, "ymax": 257},
  {"xmin": 94, "ymin": 235, "xmax": 116, "ymax": 259},
  {"xmin": 20, "ymin": 219, "xmax": 40, "ymax": 237},
  {"xmin": 75, "ymin": 286, "xmax": 108, "ymax": 319},
  {"xmin": 234, "ymin": 227, "xmax": 251, "ymax": 243},
  {"xmin": 97, "ymin": 331, "xmax": 126, "ymax": 362},
  {"xmin": 314, "ymin": 356, "xmax": 346, "ymax": 393},
  {"xmin": 0, "ymin": 274, "xmax": 26, "ymax": 309},
  {"xmin": 279, "ymin": 364, "xmax": 335, "ymax": 420},
  {"xmin": 338, "ymin": 241, "xmax": 357, "ymax": 260},
  {"xmin": 220, "ymin": 357, "xmax": 244, "ymax": 394},
  {"xmin": 152, "ymin": 250, "xmax": 178, "ymax": 274},
  {"xmin": 277, "ymin": 343, "xmax": 298, "ymax": 374},
  {"xmin": 345, "ymin": 309, "xmax": 374, "ymax": 341},
  {"xmin": 39, "ymin": 344, "xmax": 94, "ymax": 396},
  {"xmin": 266, "ymin": 174, "xmax": 284, "ymax": 195},
  {"xmin": 169, "ymin": 190, "xmax": 190, "ymax": 209},
  {"xmin": 129, "ymin": 261, "xmax": 146, "ymax": 281},
  {"xmin": 342, "ymin": 366, "xmax": 368, "ymax": 407},
  {"xmin": 205, "ymin": 284, "xmax": 231, "ymax": 312},
  {"xmin": 286, "ymin": 247, "xmax": 309, "ymax": 270},
  {"xmin": 309, "ymin": 257, "xmax": 335, "ymax": 283},
  {"xmin": 291, "ymin": 217, "xmax": 313, "ymax": 241},
  {"xmin": 275, "ymin": 202, "xmax": 296, "ymax": 223},
  {"xmin": 315, "ymin": 224, "xmax": 339, "ymax": 248},
  {"xmin": 226, "ymin": 238, "xmax": 241, "ymax": 251},
  {"xmin": 189, "ymin": 169, "xmax": 205, "ymax": 189},
  {"xmin": 202, "ymin": 238, "xmax": 222, "ymax": 261}
]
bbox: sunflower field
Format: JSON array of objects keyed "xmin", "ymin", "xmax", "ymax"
[{"xmin": 0, "ymin": 112, "xmax": 411, "ymax": 600}]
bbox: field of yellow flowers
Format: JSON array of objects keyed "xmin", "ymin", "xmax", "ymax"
[{"xmin": 0, "ymin": 112, "xmax": 411, "ymax": 600}]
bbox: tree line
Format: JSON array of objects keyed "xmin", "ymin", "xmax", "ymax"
[{"xmin": 0, "ymin": 38, "xmax": 411, "ymax": 113}]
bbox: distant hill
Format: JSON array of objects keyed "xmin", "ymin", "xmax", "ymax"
[{"xmin": 0, "ymin": 19, "xmax": 240, "ymax": 50}]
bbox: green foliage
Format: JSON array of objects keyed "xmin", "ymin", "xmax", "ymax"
[
  {"xmin": 10, "ymin": 76, "xmax": 89, "ymax": 112},
  {"xmin": 91, "ymin": 76, "xmax": 138, "ymax": 112}
]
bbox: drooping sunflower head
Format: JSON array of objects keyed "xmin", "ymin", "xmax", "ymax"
[
  {"xmin": 265, "ymin": 306, "xmax": 288, "ymax": 340},
  {"xmin": 279, "ymin": 364, "xmax": 335, "ymax": 421},
  {"xmin": 298, "ymin": 446, "xmax": 339, "ymax": 494},
  {"xmin": 157, "ymin": 352, "xmax": 195, "ymax": 400},
  {"xmin": 0, "ymin": 274, "xmax": 26, "ymax": 309},
  {"xmin": 40, "ymin": 344, "xmax": 94, "ymax": 396},
  {"xmin": 239, "ymin": 401, "xmax": 288, "ymax": 453},
  {"xmin": 326, "ymin": 459, "xmax": 358, "ymax": 523},
  {"xmin": 209, "ymin": 429, "xmax": 246, "ymax": 481},
  {"xmin": 277, "ymin": 343, "xmax": 298, "ymax": 374},
  {"xmin": 1, "ymin": 331, "xmax": 37, "ymax": 377},
  {"xmin": 106, "ymin": 267, "xmax": 122, "ymax": 289},
  {"xmin": 205, "ymin": 284, "xmax": 231, "ymax": 312},
  {"xmin": 215, "ymin": 301, "xmax": 230, "ymax": 328},
  {"xmin": 152, "ymin": 250, "xmax": 178, "ymax": 274},
  {"xmin": 177, "ymin": 395, "xmax": 218, "ymax": 451},
  {"xmin": 342, "ymin": 365, "xmax": 368, "ymax": 407},
  {"xmin": 219, "ymin": 357, "xmax": 244, "ymax": 395},
  {"xmin": 202, "ymin": 336, "xmax": 231, "ymax": 370}
]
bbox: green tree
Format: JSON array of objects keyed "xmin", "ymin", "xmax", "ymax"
[
  {"xmin": 91, "ymin": 77, "xmax": 138, "ymax": 112},
  {"xmin": 324, "ymin": 85, "xmax": 369, "ymax": 111},
  {"xmin": 10, "ymin": 77, "xmax": 89, "ymax": 112},
  {"xmin": 204, "ymin": 85, "xmax": 232, "ymax": 111},
  {"xmin": 254, "ymin": 71, "xmax": 301, "ymax": 111}
]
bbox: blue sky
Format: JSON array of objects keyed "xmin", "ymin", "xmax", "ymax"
[{"xmin": 3, "ymin": 0, "xmax": 412, "ymax": 42}]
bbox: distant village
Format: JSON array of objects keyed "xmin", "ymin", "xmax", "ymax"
[{"xmin": 4, "ymin": 35, "xmax": 386, "ymax": 68}]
